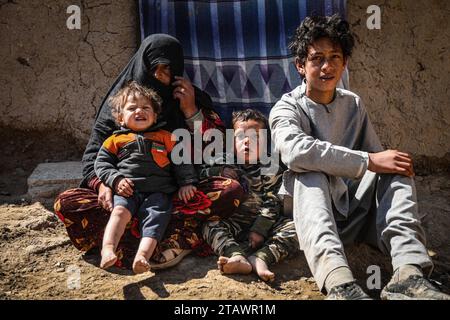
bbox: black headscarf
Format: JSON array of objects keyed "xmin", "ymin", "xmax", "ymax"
[{"xmin": 81, "ymin": 34, "xmax": 214, "ymax": 186}]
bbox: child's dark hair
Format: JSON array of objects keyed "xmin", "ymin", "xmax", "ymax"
[
  {"xmin": 108, "ymin": 81, "xmax": 162, "ymax": 123},
  {"xmin": 232, "ymin": 109, "xmax": 268, "ymax": 129},
  {"xmin": 288, "ymin": 14, "xmax": 355, "ymax": 64}
]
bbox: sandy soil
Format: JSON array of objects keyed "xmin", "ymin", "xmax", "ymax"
[
  {"xmin": 0, "ymin": 129, "xmax": 449, "ymax": 300},
  {"xmin": 0, "ymin": 173, "xmax": 449, "ymax": 300}
]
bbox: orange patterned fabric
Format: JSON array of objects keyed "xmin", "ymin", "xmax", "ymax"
[{"xmin": 54, "ymin": 177, "xmax": 244, "ymax": 269}]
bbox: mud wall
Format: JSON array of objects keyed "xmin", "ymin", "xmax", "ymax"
[
  {"xmin": 0, "ymin": 0, "xmax": 138, "ymax": 145},
  {"xmin": 347, "ymin": 0, "xmax": 450, "ymax": 161},
  {"xmin": 0, "ymin": 0, "xmax": 449, "ymax": 164}
]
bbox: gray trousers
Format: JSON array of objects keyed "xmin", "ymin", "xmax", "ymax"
[{"xmin": 290, "ymin": 171, "xmax": 433, "ymax": 290}]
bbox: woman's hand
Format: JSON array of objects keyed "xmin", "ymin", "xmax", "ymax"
[
  {"xmin": 178, "ymin": 184, "xmax": 197, "ymax": 203},
  {"xmin": 368, "ymin": 150, "xmax": 415, "ymax": 177},
  {"xmin": 98, "ymin": 183, "xmax": 113, "ymax": 212},
  {"xmin": 249, "ymin": 231, "xmax": 264, "ymax": 249},
  {"xmin": 115, "ymin": 178, "xmax": 135, "ymax": 198},
  {"xmin": 172, "ymin": 76, "xmax": 198, "ymax": 119}
]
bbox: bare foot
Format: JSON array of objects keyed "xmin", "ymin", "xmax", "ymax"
[
  {"xmin": 248, "ymin": 256, "xmax": 275, "ymax": 282},
  {"xmin": 133, "ymin": 255, "xmax": 150, "ymax": 274},
  {"xmin": 217, "ymin": 256, "xmax": 252, "ymax": 275},
  {"xmin": 100, "ymin": 248, "xmax": 117, "ymax": 269}
]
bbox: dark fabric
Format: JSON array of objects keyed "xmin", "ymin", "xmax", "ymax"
[
  {"xmin": 81, "ymin": 34, "xmax": 217, "ymax": 187},
  {"xmin": 54, "ymin": 177, "xmax": 245, "ymax": 269},
  {"xmin": 113, "ymin": 192, "xmax": 172, "ymax": 241}
]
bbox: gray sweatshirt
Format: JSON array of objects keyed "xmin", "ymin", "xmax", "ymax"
[{"xmin": 269, "ymin": 81, "xmax": 383, "ymax": 216}]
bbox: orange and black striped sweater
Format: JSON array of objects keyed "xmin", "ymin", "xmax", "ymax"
[{"xmin": 94, "ymin": 123, "xmax": 198, "ymax": 194}]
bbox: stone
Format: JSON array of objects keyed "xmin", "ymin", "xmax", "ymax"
[{"xmin": 27, "ymin": 162, "xmax": 82, "ymax": 204}]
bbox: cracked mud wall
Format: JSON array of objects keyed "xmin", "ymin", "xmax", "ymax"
[
  {"xmin": 347, "ymin": 0, "xmax": 450, "ymax": 165},
  {"xmin": 0, "ymin": 0, "xmax": 449, "ymax": 167},
  {"xmin": 0, "ymin": 0, "xmax": 138, "ymax": 146}
]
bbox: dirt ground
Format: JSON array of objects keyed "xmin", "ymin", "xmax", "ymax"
[{"xmin": 0, "ymin": 129, "xmax": 449, "ymax": 300}]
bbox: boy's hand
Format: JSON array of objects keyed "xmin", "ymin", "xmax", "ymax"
[
  {"xmin": 368, "ymin": 150, "xmax": 415, "ymax": 177},
  {"xmin": 221, "ymin": 167, "xmax": 239, "ymax": 180},
  {"xmin": 98, "ymin": 183, "xmax": 113, "ymax": 212},
  {"xmin": 249, "ymin": 231, "xmax": 264, "ymax": 249},
  {"xmin": 178, "ymin": 184, "xmax": 197, "ymax": 203},
  {"xmin": 115, "ymin": 178, "xmax": 135, "ymax": 197}
]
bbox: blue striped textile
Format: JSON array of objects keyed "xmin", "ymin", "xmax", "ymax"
[{"xmin": 139, "ymin": 0, "xmax": 347, "ymax": 125}]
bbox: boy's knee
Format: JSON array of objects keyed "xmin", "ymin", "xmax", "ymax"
[
  {"xmin": 378, "ymin": 173, "xmax": 417, "ymax": 195},
  {"xmin": 379, "ymin": 173, "xmax": 413, "ymax": 182},
  {"xmin": 112, "ymin": 206, "xmax": 132, "ymax": 220}
]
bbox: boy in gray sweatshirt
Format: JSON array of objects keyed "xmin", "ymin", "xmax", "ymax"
[{"xmin": 269, "ymin": 14, "xmax": 449, "ymax": 300}]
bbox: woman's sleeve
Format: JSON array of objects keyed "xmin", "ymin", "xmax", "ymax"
[
  {"xmin": 185, "ymin": 87, "xmax": 226, "ymax": 134},
  {"xmin": 185, "ymin": 88, "xmax": 227, "ymax": 169},
  {"xmin": 87, "ymin": 176, "xmax": 102, "ymax": 193}
]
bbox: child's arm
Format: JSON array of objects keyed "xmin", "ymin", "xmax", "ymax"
[
  {"xmin": 81, "ymin": 108, "xmax": 117, "ymax": 187},
  {"xmin": 196, "ymin": 163, "xmax": 224, "ymax": 181},
  {"xmin": 94, "ymin": 136, "xmax": 125, "ymax": 191},
  {"xmin": 195, "ymin": 152, "xmax": 239, "ymax": 180},
  {"xmin": 270, "ymin": 98, "xmax": 373, "ymax": 179},
  {"xmin": 172, "ymin": 163, "xmax": 199, "ymax": 188},
  {"xmin": 197, "ymin": 165, "xmax": 240, "ymax": 180},
  {"xmin": 164, "ymin": 132, "xmax": 200, "ymax": 188}
]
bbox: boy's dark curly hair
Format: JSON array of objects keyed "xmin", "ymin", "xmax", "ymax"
[
  {"xmin": 289, "ymin": 14, "xmax": 355, "ymax": 64},
  {"xmin": 108, "ymin": 81, "xmax": 162, "ymax": 124}
]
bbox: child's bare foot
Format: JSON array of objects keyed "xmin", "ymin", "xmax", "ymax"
[
  {"xmin": 100, "ymin": 247, "xmax": 118, "ymax": 269},
  {"xmin": 133, "ymin": 255, "xmax": 150, "ymax": 274},
  {"xmin": 248, "ymin": 256, "xmax": 275, "ymax": 282},
  {"xmin": 217, "ymin": 256, "xmax": 252, "ymax": 275}
]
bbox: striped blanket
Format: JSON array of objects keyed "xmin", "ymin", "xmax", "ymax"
[{"xmin": 139, "ymin": 0, "xmax": 347, "ymax": 125}]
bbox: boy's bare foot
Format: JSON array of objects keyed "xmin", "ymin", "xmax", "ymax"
[
  {"xmin": 100, "ymin": 249, "xmax": 117, "ymax": 269},
  {"xmin": 248, "ymin": 256, "xmax": 275, "ymax": 282},
  {"xmin": 133, "ymin": 255, "xmax": 150, "ymax": 274},
  {"xmin": 217, "ymin": 256, "xmax": 252, "ymax": 275}
]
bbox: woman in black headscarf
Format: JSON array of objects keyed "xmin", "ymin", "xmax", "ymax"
[{"xmin": 54, "ymin": 34, "xmax": 244, "ymax": 269}]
